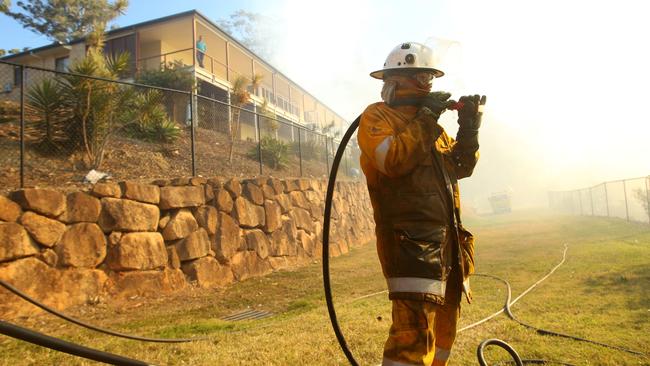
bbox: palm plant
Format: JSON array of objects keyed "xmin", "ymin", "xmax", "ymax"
[
  {"xmin": 25, "ymin": 78, "xmax": 69, "ymax": 153},
  {"xmin": 126, "ymin": 89, "xmax": 180, "ymax": 143},
  {"xmin": 228, "ymin": 73, "xmax": 262, "ymax": 164}
]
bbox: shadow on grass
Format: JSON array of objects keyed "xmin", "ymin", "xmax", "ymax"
[
  {"xmin": 583, "ymin": 264, "xmax": 650, "ymax": 322},
  {"xmin": 155, "ymin": 320, "xmax": 238, "ymax": 338}
]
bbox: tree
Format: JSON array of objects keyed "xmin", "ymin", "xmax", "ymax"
[
  {"xmin": 0, "ymin": 49, "xmax": 6, "ymax": 57},
  {"xmin": 1, "ymin": 0, "xmax": 128, "ymax": 43},
  {"xmin": 321, "ymin": 120, "xmax": 341, "ymax": 138},
  {"xmin": 228, "ymin": 73, "xmax": 262, "ymax": 164},
  {"xmin": 633, "ymin": 188, "xmax": 650, "ymax": 221},
  {"xmin": 259, "ymin": 98, "xmax": 278, "ymax": 136},
  {"xmin": 59, "ymin": 50, "xmax": 134, "ymax": 169},
  {"xmin": 217, "ymin": 10, "xmax": 277, "ymax": 61}
]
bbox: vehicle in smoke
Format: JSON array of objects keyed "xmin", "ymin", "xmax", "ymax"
[{"xmin": 488, "ymin": 191, "xmax": 512, "ymax": 214}]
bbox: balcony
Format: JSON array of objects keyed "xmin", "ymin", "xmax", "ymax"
[{"xmin": 132, "ymin": 15, "xmax": 309, "ymax": 126}]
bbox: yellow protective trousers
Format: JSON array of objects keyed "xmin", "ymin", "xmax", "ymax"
[{"xmin": 382, "ymin": 268, "xmax": 461, "ymax": 366}]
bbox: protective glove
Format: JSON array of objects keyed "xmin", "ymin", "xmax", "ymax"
[
  {"xmin": 456, "ymin": 94, "xmax": 486, "ymax": 150},
  {"xmin": 457, "ymin": 94, "xmax": 486, "ymax": 131},
  {"xmin": 419, "ymin": 91, "xmax": 456, "ymax": 119}
]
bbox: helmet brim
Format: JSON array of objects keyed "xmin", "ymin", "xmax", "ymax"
[{"xmin": 370, "ymin": 67, "xmax": 445, "ymax": 80}]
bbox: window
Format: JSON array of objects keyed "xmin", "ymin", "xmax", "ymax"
[
  {"xmin": 104, "ymin": 34, "xmax": 136, "ymax": 59},
  {"xmin": 13, "ymin": 66, "xmax": 22, "ymax": 86},
  {"xmin": 55, "ymin": 57, "xmax": 69, "ymax": 72},
  {"xmin": 304, "ymin": 111, "xmax": 316, "ymax": 123},
  {"xmin": 290, "ymin": 104, "xmax": 300, "ymax": 116},
  {"xmin": 276, "ymin": 96, "xmax": 293, "ymax": 112},
  {"xmin": 261, "ymin": 87, "xmax": 275, "ymax": 104},
  {"xmin": 103, "ymin": 34, "xmax": 136, "ymax": 76}
]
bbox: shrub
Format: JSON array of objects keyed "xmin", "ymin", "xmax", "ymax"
[
  {"xmin": 292, "ymin": 138, "xmax": 324, "ymax": 162},
  {"xmin": 136, "ymin": 60, "xmax": 194, "ymax": 92},
  {"xmin": 141, "ymin": 118, "xmax": 181, "ymax": 143},
  {"xmin": 125, "ymin": 89, "xmax": 180, "ymax": 143},
  {"xmin": 0, "ymin": 101, "xmax": 21, "ymax": 124},
  {"xmin": 249, "ymin": 136, "xmax": 289, "ymax": 170},
  {"xmin": 135, "ymin": 61, "xmax": 195, "ymax": 127}
]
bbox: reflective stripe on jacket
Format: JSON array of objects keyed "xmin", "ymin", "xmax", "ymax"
[{"xmin": 358, "ymin": 102, "xmax": 479, "ymax": 304}]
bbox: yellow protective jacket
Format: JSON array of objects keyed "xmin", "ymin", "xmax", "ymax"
[{"xmin": 358, "ymin": 101, "xmax": 478, "ymax": 304}]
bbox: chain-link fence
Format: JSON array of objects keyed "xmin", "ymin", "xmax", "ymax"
[
  {"xmin": 0, "ymin": 60, "xmax": 362, "ymax": 194},
  {"xmin": 548, "ymin": 176, "xmax": 650, "ymax": 224}
]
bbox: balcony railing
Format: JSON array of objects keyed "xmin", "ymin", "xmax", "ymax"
[
  {"xmin": 137, "ymin": 48, "xmax": 194, "ymax": 73},
  {"xmin": 137, "ymin": 48, "xmax": 304, "ymax": 119}
]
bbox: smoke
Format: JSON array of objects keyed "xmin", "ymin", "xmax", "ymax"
[{"xmin": 255, "ymin": 0, "xmax": 650, "ymax": 211}]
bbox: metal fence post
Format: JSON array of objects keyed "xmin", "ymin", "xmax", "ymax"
[
  {"xmin": 324, "ymin": 137, "xmax": 330, "ymax": 175},
  {"xmin": 646, "ymin": 176, "xmax": 650, "ymax": 224},
  {"xmin": 604, "ymin": 182, "xmax": 610, "ymax": 217},
  {"xmin": 578, "ymin": 190, "xmax": 583, "ymax": 215},
  {"xmin": 623, "ymin": 179, "xmax": 630, "ymax": 221},
  {"xmin": 297, "ymin": 128, "xmax": 303, "ymax": 177},
  {"xmin": 589, "ymin": 187, "xmax": 594, "ymax": 216},
  {"xmin": 190, "ymin": 93, "xmax": 196, "ymax": 176},
  {"xmin": 255, "ymin": 113, "xmax": 262, "ymax": 175},
  {"xmin": 19, "ymin": 65, "xmax": 25, "ymax": 188}
]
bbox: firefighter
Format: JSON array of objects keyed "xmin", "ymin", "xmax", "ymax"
[{"xmin": 358, "ymin": 42, "xmax": 483, "ymax": 366}]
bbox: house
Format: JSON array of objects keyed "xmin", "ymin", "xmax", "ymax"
[{"xmin": 0, "ymin": 10, "xmax": 347, "ymax": 141}]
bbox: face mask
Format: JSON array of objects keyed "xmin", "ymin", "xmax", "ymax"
[
  {"xmin": 412, "ymin": 72, "xmax": 435, "ymax": 89},
  {"xmin": 381, "ymin": 74, "xmax": 433, "ymax": 103},
  {"xmin": 381, "ymin": 80, "xmax": 398, "ymax": 104}
]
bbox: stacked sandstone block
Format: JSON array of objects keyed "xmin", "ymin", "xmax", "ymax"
[{"xmin": 0, "ymin": 177, "xmax": 374, "ymax": 317}]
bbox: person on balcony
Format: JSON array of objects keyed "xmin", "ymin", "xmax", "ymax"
[{"xmin": 196, "ymin": 35, "xmax": 207, "ymax": 68}]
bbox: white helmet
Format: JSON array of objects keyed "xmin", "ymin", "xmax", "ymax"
[{"xmin": 370, "ymin": 42, "xmax": 445, "ymax": 80}]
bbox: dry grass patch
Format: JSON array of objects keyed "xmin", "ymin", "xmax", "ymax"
[{"xmin": 0, "ymin": 210, "xmax": 648, "ymax": 365}]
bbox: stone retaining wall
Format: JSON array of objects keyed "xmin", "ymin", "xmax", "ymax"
[{"xmin": 0, "ymin": 177, "xmax": 374, "ymax": 317}]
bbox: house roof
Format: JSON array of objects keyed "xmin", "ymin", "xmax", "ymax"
[
  {"xmin": 1, "ymin": 10, "xmax": 199, "ymax": 61},
  {"xmin": 1, "ymin": 9, "xmax": 349, "ymax": 124}
]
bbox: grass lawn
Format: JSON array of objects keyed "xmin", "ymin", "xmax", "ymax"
[{"xmin": 0, "ymin": 210, "xmax": 648, "ymax": 365}]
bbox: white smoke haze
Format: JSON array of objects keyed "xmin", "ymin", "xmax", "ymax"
[{"xmin": 257, "ymin": 0, "xmax": 649, "ymax": 211}]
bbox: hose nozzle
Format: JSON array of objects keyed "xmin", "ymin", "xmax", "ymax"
[{"xmin": 448, "ymin": 95, "xmax": 487, "ymax": 112}]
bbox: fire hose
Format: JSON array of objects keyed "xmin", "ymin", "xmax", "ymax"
[
  {"xmin": 321, "ymin": 115, "xmax": 646, "ymax": 365},
  {"xmin": 0, "ymin": 115, "xmax": 645, "ymax": 365},
  {"xmin": 0, "ymin": 279, "xmax": 205, "ymax": 343},
  {"xmin": 0, "ymin": 320, "xmax": 151, "ymax": 366},
  {"xmin": 0, "ymin": 273, "xmax": 209, "ymax": 365}
]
